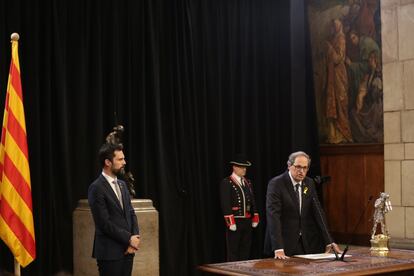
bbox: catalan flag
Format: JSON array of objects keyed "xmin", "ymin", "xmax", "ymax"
[{"xmin": 0, "ymin": 33, "xmax": 36, "ymax": 267}]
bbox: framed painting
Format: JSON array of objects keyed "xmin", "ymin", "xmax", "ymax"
[{"xmin": 308, "ymin": 0, "xmax": 383, "ymax": 144}]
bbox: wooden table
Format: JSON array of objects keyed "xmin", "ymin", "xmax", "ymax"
[{"xmin": 199, "ymin": 247, "xmax": 414, "ymax": 275}]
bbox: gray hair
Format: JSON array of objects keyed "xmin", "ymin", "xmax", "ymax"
[{"xmin": 287, "ymin": 151, "xmax": 311, "ymax": 166}]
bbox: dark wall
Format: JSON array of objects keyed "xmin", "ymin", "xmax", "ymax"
[{"xmin": 0, "ymin": 0, "xmax": 320, "ymax": 275}]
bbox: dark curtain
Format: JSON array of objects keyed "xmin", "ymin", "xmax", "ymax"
[{"xmin": 0, "ymin": 0, "xmax": 320, "ymax": 275}]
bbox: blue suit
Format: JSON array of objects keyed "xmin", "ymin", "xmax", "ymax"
[{"xmin": 88, "ymin": 174, "xmax": 139, "ymax": 262}]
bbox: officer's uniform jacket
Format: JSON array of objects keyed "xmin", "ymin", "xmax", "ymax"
[{"xmin": 220, "ymin": 174, "xmax": 258, "ymax": 226}]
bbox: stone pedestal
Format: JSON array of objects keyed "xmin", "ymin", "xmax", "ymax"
[{"xmin": 73, "ymin": 199, "xmax": 159, "ymax": 276}]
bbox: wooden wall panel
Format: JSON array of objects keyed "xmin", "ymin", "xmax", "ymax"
[{"xmin": 320, "ymin": 144, "xmax": 384, "ymax": 246}]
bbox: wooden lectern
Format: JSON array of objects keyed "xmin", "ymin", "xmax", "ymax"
[{"xmin": 199, "ymin": 247, "xmax": 414, "ymax": 275}]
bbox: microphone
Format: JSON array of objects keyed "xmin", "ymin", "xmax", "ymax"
[
  {"xmin": 339, "ymin": 195, "xmax": 373, "ymax": 261},
  {"xmin": 313, "ymin": 175, "xmax": 331, "ymax": 185}
]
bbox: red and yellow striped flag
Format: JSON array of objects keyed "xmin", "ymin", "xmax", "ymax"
[{"xmin": 0, "ymin": 33, "xmax": 36, "ymax": 267}]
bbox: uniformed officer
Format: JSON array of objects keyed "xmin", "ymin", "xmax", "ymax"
[{"xmin": 220, "ymin": 155, "xmax": 259, "ymax": 261}]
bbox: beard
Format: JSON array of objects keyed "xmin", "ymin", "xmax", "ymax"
[{"xmin": 111, "ymin": 166, "xmax": 126, "ymax": 177}]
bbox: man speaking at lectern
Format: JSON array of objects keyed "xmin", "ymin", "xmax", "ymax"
[
  {"xmin": 88, "ymin": 143, "xmax": 140, "ymax": 275},
  {"xmin": 264, "ymin": 151, "xmax": 340, "ymax": 259}
]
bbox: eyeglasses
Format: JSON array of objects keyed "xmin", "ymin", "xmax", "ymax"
[{"xmin": 292, "ymin": 165, "xmax": 308, "ymax": 171}]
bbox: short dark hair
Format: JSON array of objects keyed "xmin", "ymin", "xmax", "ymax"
[
  {"xmin": 287, "ymin": 151, "xmax": 311, "ymax": 167},
  {"xmin": 98, "ymin": 143, "xmax": 124, "ymax": 167}
]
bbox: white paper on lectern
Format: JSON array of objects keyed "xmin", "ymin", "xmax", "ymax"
[{"xmin": 293, "ymin": 253, "xmax": 352, "ymax": 260}]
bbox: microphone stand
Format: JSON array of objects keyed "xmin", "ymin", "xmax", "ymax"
[
  {"xmin": 339, "ymin": 196, "xmax": 373, "ymax": 261},
  {"xmin": 311, "ymin": 175, "xmax": 342, "ymax": 260},
  {"xmin": 311, "ymin": 192, "xmax": 342, "ymax": 261}
]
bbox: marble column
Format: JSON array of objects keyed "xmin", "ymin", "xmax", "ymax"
[{"xmin": 382, "ymin": 0, "xmax": 414, "ymax": 250}]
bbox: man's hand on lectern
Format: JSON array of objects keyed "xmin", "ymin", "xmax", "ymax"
[
  {"xmin": 274, "ymin": 249, "xmax": 289, "ymax": 260},
  {"xmin": 325, "ymin": 243, "xmax": 342, "ymax": 254}
]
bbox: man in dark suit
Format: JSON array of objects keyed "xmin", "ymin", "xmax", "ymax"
[
  {"xmin": 264, "ymin": 151, "xmax": 340, "ymax": 259},
  {"xmin": 220, "ymin": 155, "xmax": 260, "ymax": 261},
  {"xmin": 88, "ymin": 143, "xmax": 140, "ymax": 275}
]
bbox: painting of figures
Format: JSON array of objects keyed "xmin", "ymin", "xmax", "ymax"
[{"xmin": 308, "ymin": 0, "xmax": 383, "ymax": 144}]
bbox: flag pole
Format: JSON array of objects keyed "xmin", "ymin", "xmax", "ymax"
[
  {"xmin": 10, "ymin": 33, "xmax": 22, "ymax": 276},
  {"xmin": 14, "ymin": 258, "xmax": 21, "ymax": 276}
]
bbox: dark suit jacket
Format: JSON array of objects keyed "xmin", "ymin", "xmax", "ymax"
[
  {"xmin": 264, "ymin": 171, "xmax": 332, "ymax": 256},
  {"xmin": 88, "ymin": 174, "xmax": 139, "ymax": 260}
]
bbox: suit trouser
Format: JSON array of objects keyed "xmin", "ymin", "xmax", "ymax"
[
  {"xmin": 97, "ymin": 255, "xmax": 133, "ymax": 276},
  {"xmin": 226, "ymin": 218, "xmax": 252, "ymax": 261}
]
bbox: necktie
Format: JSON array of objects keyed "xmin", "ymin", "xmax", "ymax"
[
  {"xmin": 295, "ymin": 183, "xmax": 301, "ymax": 211},
  {"xmin": 240, "ymin": 178, "xmax": 244, "ymax": 186},
  {"xmin": 114, "ymin": 181, "xmax": 123, "ymax": 209}
]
